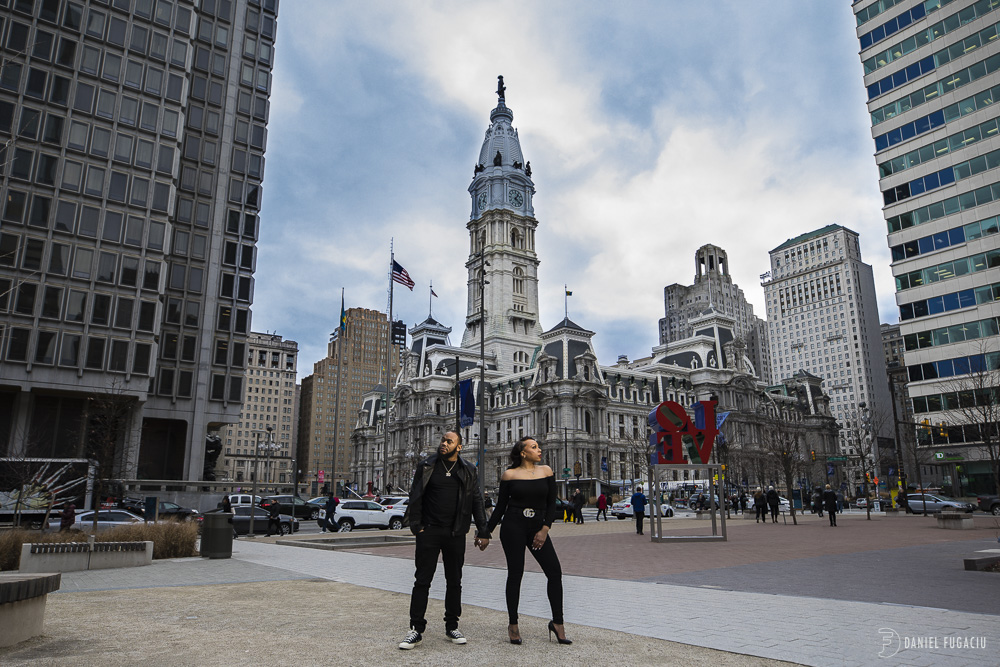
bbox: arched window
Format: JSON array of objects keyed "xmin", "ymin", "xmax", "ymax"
[
  {"xmin": 513, "ymin": 266, "xmax": 524, "ymax": 294},
  {"xmin": 511, "ymin": 227, "xmax": 522, "ymax": 248},
  {"xmin": 584, "ymin": 411, "xmax": 592, "ymax": 434}
]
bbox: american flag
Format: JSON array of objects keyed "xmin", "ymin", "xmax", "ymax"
[{"xmin": 391, "ymin": 260, "xmax": 414, "ymax": 290}]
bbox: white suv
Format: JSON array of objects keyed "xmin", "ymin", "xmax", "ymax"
[{"xmin": 320, "ymin": 500, "xmax": 403, "ymax": 531}]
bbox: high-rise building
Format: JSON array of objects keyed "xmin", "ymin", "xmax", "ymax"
[
  {"xmin": 218, "ymin": 332, "xmax": 297, "ymax": 485},
  {"xmin": 659, "ymin": 244, "xmax": 771, "ymax": 383},
  {"xmin": 762, "ymin": 225, "xmax": 893, "ymax": 455},
  {"xmin": 858, "ymin": 0, "xmax": 1000, "ymax": 493},
  {"xmin": 298, "ymin": 307, "xmax": 400, "ymax": 496},
  {"xmin": 0, "ymin": 1, "xmax": 279, "ymax": 482}
]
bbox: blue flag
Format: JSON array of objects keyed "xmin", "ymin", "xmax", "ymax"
[{"xmin": 459, "ymin": 379, "xmax": 475, "ymax": 428}]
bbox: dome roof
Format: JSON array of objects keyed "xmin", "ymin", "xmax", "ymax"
[{"xmin": 477, "ymin": 100, "xmax": 524, "ymax": 167}]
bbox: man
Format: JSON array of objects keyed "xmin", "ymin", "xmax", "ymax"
[
  {"xmin": 631, "ymin": 486, "xmax": 647, "ymax": 535},
  {"xmin": 399, "ymin": 431, "xmax": 490, "ymax": 651},
  {"xmin": 572, "ymin": 488, "xmax": 585, "ymax": 524},
  {"xmin": 322, "ymin": 494, "xmax": 338, "ymax": 532},
  {"xmin": 264, "ymin": 501, "xmax": 281, "ymax": 536}
]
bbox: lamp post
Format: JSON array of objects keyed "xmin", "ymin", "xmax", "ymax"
[
  {"xmin": 477, "ymin": 251, "xmax": 489, "ymax": 495},
  {"xmin": 248, "ymin": 430, "xmax": 262, "ymax": 537}
]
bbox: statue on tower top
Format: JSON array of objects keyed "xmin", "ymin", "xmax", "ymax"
[{"xmin": 497, "ymin": 75, "xmax": 505, "ymax": 101}]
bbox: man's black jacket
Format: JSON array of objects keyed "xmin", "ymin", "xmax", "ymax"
[{"xmin": 408, "ymin": 453, "xmax": 490, "ymax": 539}]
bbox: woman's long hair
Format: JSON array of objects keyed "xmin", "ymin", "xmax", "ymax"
[{"xmin": 508, "ymin": 436, "xmax": 537, "ymax": 468}]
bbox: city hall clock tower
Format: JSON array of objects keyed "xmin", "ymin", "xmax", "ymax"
[{"xmin": 462, "ymin": 77, "xmax": 542, "ymax": 374}]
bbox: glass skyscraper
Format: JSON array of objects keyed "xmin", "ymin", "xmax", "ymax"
[
  {"xmin": 0, "ymin": 0, "xmax": 278, "ymax": 482},
  {"xmin": 858, "ymin": 0, "xmax": 1000, "ymax": 493}
]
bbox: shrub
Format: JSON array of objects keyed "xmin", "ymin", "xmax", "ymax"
[{"xmin": 0, "ymin": 520, "xmax": 199, "ymax": 570}]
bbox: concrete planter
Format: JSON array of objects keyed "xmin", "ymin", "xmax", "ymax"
[{"xmin": 19, "ymin": 541, "xmax": 153, "ymax": 573}]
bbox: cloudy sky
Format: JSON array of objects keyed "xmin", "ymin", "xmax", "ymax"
[{"xmin": 254, "ymin": 1, "xmax": 889, "ymax": 380}]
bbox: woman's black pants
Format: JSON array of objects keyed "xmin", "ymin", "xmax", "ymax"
[{"xmin": 500, "ymin": 513, "xmax": 563, "ymax": 625}]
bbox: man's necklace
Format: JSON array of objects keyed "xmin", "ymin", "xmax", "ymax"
[{"xmin": 442, "ymin": 458, "xmax": 458, "ymax": 477}]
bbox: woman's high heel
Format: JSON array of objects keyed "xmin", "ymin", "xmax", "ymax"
[
  {"xmin": 548, "ymin": 621, "xmax": 571, "ymax": 645},
  {"xmin": 508, "ymin": 624, "xmax": 522, "ymax": 645}
]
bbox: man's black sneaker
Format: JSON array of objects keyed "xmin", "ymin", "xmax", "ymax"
[
  {"xmin": 399, "ymin": 630, "xmax": 422, "ymax": 650},
  {"xmin": 446, "ymin": 629, "xmax": 467, "ymax": 644}
]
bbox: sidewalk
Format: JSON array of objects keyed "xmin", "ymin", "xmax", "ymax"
[{"xmin": 1, "ymin": 511, "xmax": 996, "ymax": 666}]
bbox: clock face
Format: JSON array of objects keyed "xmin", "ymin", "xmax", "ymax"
[
  {"xmin": 509, "ymin": 189, "xmax": 523, "ymax": 208},
  {"xmin": 477, "ymin": 192, "xmax": 488, "ymax": 210}
]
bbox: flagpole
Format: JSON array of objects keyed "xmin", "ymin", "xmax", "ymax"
[
  {"xmin": 382, "ymin": 240, "xmax": 394, "ymax": 497},
  {"xmin": 564, "ymin": 284, "xmax": 568, "ymax": 320},
  {"xmin": 429, "ymin": 281, "xmax": 433, "ymax": 318},
  {"xmin": 333, "ymin": 287, "xmax": 344, "ymax": 496}
]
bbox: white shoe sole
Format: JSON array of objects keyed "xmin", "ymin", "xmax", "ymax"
[{"xmin": 448, "ymin": 636, "xmax": 467, "ymax": 644}]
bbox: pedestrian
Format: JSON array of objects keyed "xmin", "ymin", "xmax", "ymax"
[
  {"xmin": 738, "ymin": 491, "xmax": 747, "ymax": 515},
  {"xmin": 486, "ymin": 437, "xmax": 571, "ymax": 646},
  {"xmin": 571, "ymin": 488, "xmax": 585, "ymax": 524},
  {"xmin": 323, "ymin": 494, "xmax": 339, "ymax": 532},
  {"xmin": 596, "ymin": 492, "xmax": 608, "ymax": 521},
  {"xmin": 484, "ymin": 493, "xmax": 494, "ymax": 519},
  {"xmin": 823, "ymin": 484, "xmax": 838, "ymax": 527},
  {"xmin": 631, "ymin": 486, "xmax": 647, "ymax": 535},
  {"xmin": 265, "ymin": 501, "xmax": 281, "ymax": 536},
  {"xmin": 766, "ymin": 485, "xmax": 780, "ymax": 523},
  {"xmin": 221, "ymin": 495, "xmax": 237, "ymax": 539},
  {"xmin": 59, "ymin": 503, "xmax": 76, "ymax": 531},
  {"xmin": 399, "ymin": 431, "xmax": 490, "ymax": 651},
  {"xmin": 753, "ymin": 488, "xmax": 765, "ymax": 523},
  {"xmin": 564, "ymin": 495, "xmax": 575, "ymax": 523}
]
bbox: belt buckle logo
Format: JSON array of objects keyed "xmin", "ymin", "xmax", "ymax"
[{"xmin": 522, "ymin": 508, "xmax": 535, "ymax": 518}]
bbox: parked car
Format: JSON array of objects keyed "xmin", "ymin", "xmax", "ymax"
[
  {"xmin": 904, "ymin": 494, "xmax": 974, "ymax": 513},
  {"xmin": 73, "ymin": 509, "xmax": 143, "ymax": 531},
  {"xmin": 153, "ymin": 501, "xmax": 199, "ymax": 520},
  {"xmin": 118, "ymin": 497, "xmax": 146, "ymax": 514},
  {"xmin": 260, "ymin": 495, "xmax": 322, "ymax": 520},
  {"xmin": 611, "ymin": 499, "xmax": 674, "ymax": 519},
  {"xmin": 200, "ymin": 506, "xmax": 298, "ymax": 535},
  {"xmin": 855, "ymin": 497, "xmax": 868, "ymax": 509},
  {"xmin": 321, "ymin": 499, "xmax": 398, "ymax": 531},
  {"xmin": 226, "ymin": 494, "xmax": 262, "ymax": 507},
  {"xmin": 379, "ymin": 497, "xmax": 409, "ymax": 527},
  {"xmin": 976, "ymin": 495, "xmax": 1000, "ymax": 515}
]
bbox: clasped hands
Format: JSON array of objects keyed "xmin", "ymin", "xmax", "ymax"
[{"xmin": 474, "ymin": 536, "xmax": 490, "ymax": 551}]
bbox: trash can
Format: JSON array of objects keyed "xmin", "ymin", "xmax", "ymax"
[{"xmin": 200, "ymin": 512, "xmax": 234, "ymax": 559}]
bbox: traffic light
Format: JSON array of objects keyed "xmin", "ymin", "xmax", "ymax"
[
  {"xmin": 938, "ymin": 421, "xmax": 947, "ymax": 437},
  {"xmin": 811, "ymin": 450, "xmax": 816, "ymax": 462},
  {"xmin": 921, "ymin": 419, "xmax": 931, "ymax": 433}
]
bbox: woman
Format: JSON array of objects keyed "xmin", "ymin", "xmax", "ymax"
[{"xmin": 486, "ymin": 436, "xmax": 571, "ymax": 645}]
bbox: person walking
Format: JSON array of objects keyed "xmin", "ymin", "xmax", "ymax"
[
  {"xmin": 399, "ymin": 431, "xmax": 490, "ymax": 651},
  {"xmin": 738, "ymin": 491, "xmax": 747, "ymax": 515},
  {"xmin": 221, "ymin": 495, "xmax": 237, "ymax": 539},
  {"xmin": 753, "ymin": 488, "xmax": 765, "ymax": 523},
  {"xmin": 486, "ymin": 436, "xmax": 571, "ymax": 646},
  {"xmin": 59, "ymin": 503, "xmax": 76, "ymax": 531},
  {"xmin": 766, "ymin": 486, "xmax": 780, "ymax": 523},
  {"xmin": 596, "ymin": 492, "xmax": 608, "ymax": 521},
  {"xmin": 323, "ymin": 494, "xmax": 339, "ymax": 532},
  {"xmin": 264, "ymin": 501, "xmax": 281, "ymax": 536},
  {"xmin": 571, "ymin": 488, "xmax": 585, "ymax": 524},
  {"xmin": 631, "ymin": 486, "xmax": 647, "ymax": 535},
  {"xmin": 823, "ymin": 484, "xmax": 838, "ymax": 526}
]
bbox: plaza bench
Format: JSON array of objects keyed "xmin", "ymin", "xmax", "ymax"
[
  {"xmin": 19, "ymin": 540, "xmax": 153, "ymax": 573},
  {"xmin": 936, "ymin": 512, "xmax": 974, "ymax": 530},
  {"xmin": 0, "ymin": 572, "xmax": 61, "ymax": 647},
  {"xmin": 963, "ymin": 554, "xmax": 1000, "ymax": 571}
]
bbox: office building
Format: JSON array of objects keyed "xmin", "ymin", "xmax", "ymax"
[
  {"xmin": 298, "ymin": 307, "xmax": 399, "ymax": 496},
  {"xmin": 0, "ymin": 0, "xmax": 280, "ymax": 482},
  {"xmin": 659, "ymin": 244, "xmax": 772, "ymax": 383},
  {"xmin": 857, "ymin": 0, "xmax": 1000, "ymax": 493},
  {"xmin": 218, "ymin": 331, "xmax": 297, "ymax": 484},
  {"xmin": 762, "ymin": 225, "xmax": 893, "ymax": 458}
]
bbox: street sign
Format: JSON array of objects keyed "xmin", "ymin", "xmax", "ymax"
[
  {"xmin": 828, "ymin": 456, "xmax": 848, "ymax": 462},
  {"xmin": 562, "ymin": 467, "xmax": 571, "ymax": 479},
  {"xmin": 318, "ymin": 470, "xmax": 325, "ymax": 483}
]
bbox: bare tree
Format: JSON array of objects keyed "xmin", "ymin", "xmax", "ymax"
[
  {"xmin": 840, "ymin": 402, "xmax": 892, "ymax": 520},
  {"xmin": 940, "ymin": 340, "xmax": 1000, "ymax": 500},
  {"xmin": 84, "ymin": 382, "xmax": 138, "ymax": 530},
  {"xmin": 754, "ymin": 395, "xmax": 804, "ymax": 525}
]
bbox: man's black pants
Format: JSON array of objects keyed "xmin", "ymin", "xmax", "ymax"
[
  {"xmin": 409, "ymin": 527, "xmax": 466, "ymax": 633},
  {"xmin": 635, "ymin": 510, "xmax": 645, "ymax": 534}
]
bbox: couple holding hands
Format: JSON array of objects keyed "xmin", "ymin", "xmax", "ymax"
[{"xmin": 399, "ymin": 432, "xmax": 570, "ymax": 650}]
